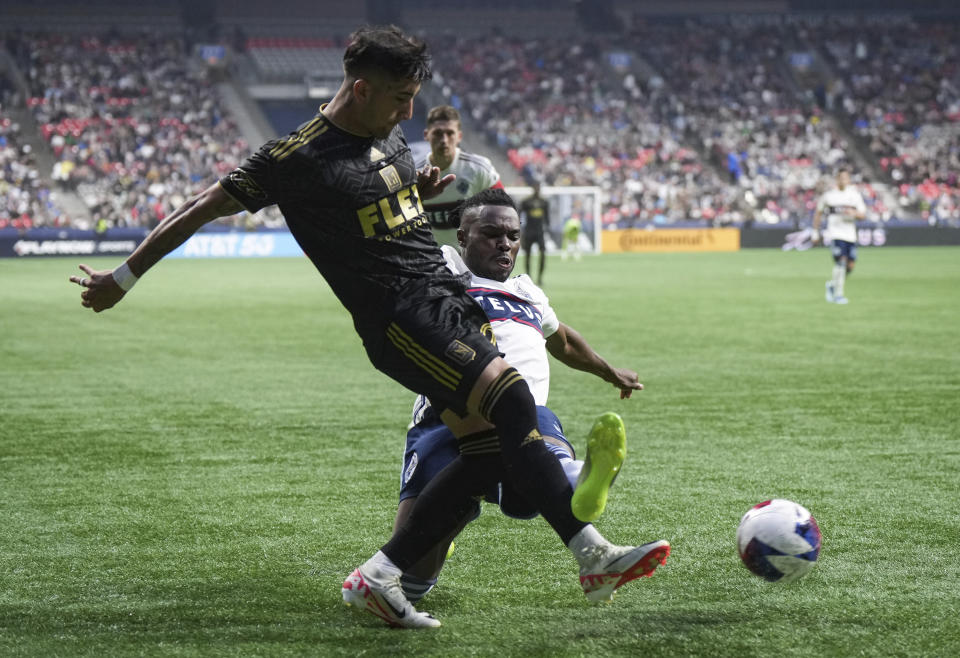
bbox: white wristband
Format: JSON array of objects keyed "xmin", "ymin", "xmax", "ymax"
[{"xmin": 112, "ymin": 262, "xmax": 139, "ymax": 291}]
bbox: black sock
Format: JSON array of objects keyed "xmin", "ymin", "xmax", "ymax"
[
  {"xmin": 382, "ymin": 452, "xmax": 501, "ymax": 571},
  {"xmin": 483, "ymin": 368, "xmax": 587, "ymax": 544}
]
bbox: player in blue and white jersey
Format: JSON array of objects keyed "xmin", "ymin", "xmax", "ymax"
[
  {"xmin": 392, "ymin": 188, "xmax": 667, "ymax": 604},
  {"xmin": 415, "ymin": 105, "xmax": 502, "ymax": 247},
  {"xmin": 812, "ymin": 168, "xmax": 867, "ymax": 304}
]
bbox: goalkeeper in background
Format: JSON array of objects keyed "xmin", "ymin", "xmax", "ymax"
[{"xmin": 562, "ymin": 215, "xmax": 583, "ymax": 261}]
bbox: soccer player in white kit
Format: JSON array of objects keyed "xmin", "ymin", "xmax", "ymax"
[
  {"xmin": 391, "ymin": 189, "xmax": 668, "ymax": 605},
  {"xmin": 812, "ymin": 168, "xmax": 867, "ymax": 304},
  {"xmin": 416, "ymin": 105, "xmax": 503, "ymax": 247}
]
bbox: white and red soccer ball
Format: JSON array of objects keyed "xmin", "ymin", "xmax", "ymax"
[{"xmin": 737, "ymin": 499, "xmax": 821, "ymax": 583}]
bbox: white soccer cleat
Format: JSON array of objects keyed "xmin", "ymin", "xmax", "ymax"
[
  {"xmin": 833, "ymin": 295, "xmax": 849, "ymax": 305},
  {"xmin": 824, "ymin": 281, "xmax": 835, "ymax": 303},
  {"xmin": 578, "ymin": 540, "xmax": 670, "ymax": 603},
  {"xmin": 342, "ymin": 566, "xmax": 441, "ymax": 628}
]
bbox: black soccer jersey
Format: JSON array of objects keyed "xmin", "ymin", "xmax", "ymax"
[
  {"xmin": 219, "ymin": 111, "xmax": 450, "ymax": 332},
  {"xmin": 520, "ymin": 196, "xmax": 550, "ymax": 237}
]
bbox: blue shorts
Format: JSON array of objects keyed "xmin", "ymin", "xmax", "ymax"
[
  {"xmin": 399, "ymin": 405, "xmax": 573, "ymax": 519},
  {"xmin": 831, "ymin": 239, "xmax": 857, "ymax": 263}
]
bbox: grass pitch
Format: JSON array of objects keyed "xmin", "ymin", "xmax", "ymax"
[{"xmin": 1, "ymin": 247, "xmax": 958, "ymax": 657}]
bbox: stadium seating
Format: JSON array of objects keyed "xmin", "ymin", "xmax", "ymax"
[
  {"xmin": 1, "ymin": 10, "xmax": 957, "ymax": 229},
  {"xmin": 0, "ymin": 113, "xmax": 65, "ymax": 230},
  {"xmin": 9, "ymin": 32, "xmax": 284, "ymax": 229}
]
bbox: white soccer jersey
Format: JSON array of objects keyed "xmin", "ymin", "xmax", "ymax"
[
  {"xmin": 817, "ymin": 185, "xmax": 866, "ymax": 244},
  {"xmin": 410, "ymin": 247, "xmax": 558, "ymax": 426},
  {"xmin": 415, "ymin": 148, "xmax": 501, "ymax": 229}
]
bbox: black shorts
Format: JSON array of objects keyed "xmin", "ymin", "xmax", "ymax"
[
  {"xmin": 522, "ymin": 229, "xmax": 545, "ymax": 251},
  {"xmin": 363, "ymin": 275, "xmax": 501, "ymax": 417}
]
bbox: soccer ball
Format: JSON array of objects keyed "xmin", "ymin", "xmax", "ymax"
[{"xmin": 736, "ymin": 499, "xmax": 821, "ymax": 583}]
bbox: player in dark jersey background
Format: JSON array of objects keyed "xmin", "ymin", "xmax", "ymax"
[
  {"xmin": 519, "ymin": 180, "xmax": 550, "ymax": 285},
  {"xmin": 69, "ymin": 25, "xmax": 663, "ymax": 629}
]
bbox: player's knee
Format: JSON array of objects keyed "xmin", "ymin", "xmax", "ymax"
[{"xmin": 481, "ymin": 367, "xmax": 537, "ymax": 435}]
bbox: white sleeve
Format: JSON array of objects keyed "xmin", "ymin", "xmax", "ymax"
[
  {"xmin": 476, "ymin": 157, "xmax": 500, "ymax": 191},
  {"xmin": 541, "ymin": 303, "xmax": 559, "ymax": 338},
  {"xmin": 440, "ymin": 245, "xmax": 468, "ymax": 275},
  {"xmin": 854, "ymin": 189, "xmax": 867, "ymax": 212},
  {"xmin": 485, "ymin": 164, "xmax": 501, "ymax": 188},
  {"xmin": 527, "ymin": 276, "xmax": 559, "ymax": 337}
]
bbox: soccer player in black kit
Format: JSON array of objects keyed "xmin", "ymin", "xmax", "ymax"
[
  {"xmin": 520, "ymin": 180, "xmax": 550, "ymax": 285},
  {"xmin": 69, "ymin": 26, "xmax": 667, "ymax": 629}
]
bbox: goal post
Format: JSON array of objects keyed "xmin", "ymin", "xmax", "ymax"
[{"xmin": 505, "ymin": 185, "xmax": 603, "ymax": 255}]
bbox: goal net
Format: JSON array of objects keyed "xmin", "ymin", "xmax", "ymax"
[{"xmin": 505, "ymin": 185, "xmax": 603, "ymax": 255}]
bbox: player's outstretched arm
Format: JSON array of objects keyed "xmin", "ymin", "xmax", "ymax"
[
  {"xmin": 69, "ymin": 182, "xmax": 244, "ymax": 312},
  {"xmin": 545, "ymin": 322, "xmax": 643, "ymax": 399}
]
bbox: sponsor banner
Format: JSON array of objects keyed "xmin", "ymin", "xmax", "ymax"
[
  {"xmin": 168, "ymin": 232, "xmax": 303, "ymax": 258},
  {"xmin": 743, "ymin": 226, "xmax": 960, "ymax": 250},
  {"xmin": 0, "ymin": 234, "xmax": 143, "ymax": 258},
  {"xmin": 0, "ymin": 230, "xmax": 303, "ymax": 259},
  {"xmin": 602, "ymin": 228, "xmax": 740, "ymax": 253}
]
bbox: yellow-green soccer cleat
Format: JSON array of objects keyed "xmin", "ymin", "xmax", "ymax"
[{"xmin": 571, "ymin": 412, "xmax": 626, "ymax": 522}]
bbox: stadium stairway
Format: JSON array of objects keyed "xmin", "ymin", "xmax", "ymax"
[
  {"xmin": 216, "ymin": 80, "xmax": 275, "ymax": 148},
  {"xmin": 792, "ymin": 37, "xmax": 891, "ymax": 186}
]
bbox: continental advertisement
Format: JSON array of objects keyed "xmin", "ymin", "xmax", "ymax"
[{"xmin": 602, "ymin": 228, "xmax": 741, "ymax": 253}]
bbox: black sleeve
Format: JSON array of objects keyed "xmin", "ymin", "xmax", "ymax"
[{"xmin": 219, "ymin": 144, "xmax": 285, "ymax": 213}]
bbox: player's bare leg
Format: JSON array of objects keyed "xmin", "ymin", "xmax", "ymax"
[{"xmin": 833, "ymin": 255, "xmax": 849, "ymax": 304}]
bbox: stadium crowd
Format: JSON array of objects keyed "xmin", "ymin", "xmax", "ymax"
[
  {"xmin": 6, "ymin": 31, "xmax": 279, "ymax": 230},
  {"xmin": 429, "ymin": 32, "xmax": 741, "ymax": 228},
  {"xmin": 1, "ymin": 71, "xmax": 64, "ymax": 230},
  {"xmin": 1, "ymin": 15, "xmax": 958, "ymax": 230},
  {"xmin": 428, "ymin": 22, "xmax": 905, "ymax": 229},
  {"xmin": 818, "ymin": 20, "xmax": 960, "ymax": 224}
]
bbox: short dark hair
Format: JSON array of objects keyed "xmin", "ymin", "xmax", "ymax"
[
  {"xmin": 426, "ymin": 105, "xmax": 461, "ymax": 126},
  {"xmin": 343, "ymin": 25, "xmax": 432, "ymax": 82},
  {"xmin": 451, "ymin": 188, "xmax": 518, "ymax": 229}
]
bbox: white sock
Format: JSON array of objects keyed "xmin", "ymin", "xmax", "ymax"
[
  {"xmin": 567, "ymin": 524, "xmax": 608, "ymax": 561},
  {"xmin": 363, "ymin": 550, "xmax": 402, "ymax": 578},
  {"xmin": 832, "ymin": 264, "xmax": 846, "ymax": 297},
  {"xmin": 560, "ymin": 458, "xmax": 584, "ymax": 489}
]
